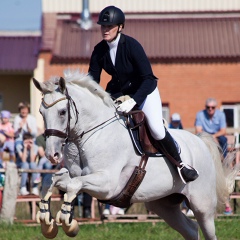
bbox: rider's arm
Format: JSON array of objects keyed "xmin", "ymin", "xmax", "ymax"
[{"xmin": 129, "ymin": 38, "xmax": 157, "ymax": 107}]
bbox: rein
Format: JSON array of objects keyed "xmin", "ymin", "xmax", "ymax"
[
  {"xmin": 77, "ymin": 115, "xmax": 117, "ymax": 139},
  {"xmin": 42, "ymin": 86, "xmax": 117, "ymax": 145}
]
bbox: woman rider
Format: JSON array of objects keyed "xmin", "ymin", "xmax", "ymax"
[{"xmin": 88, "ymin": 6, "xmax": 198, "ymax": 183}]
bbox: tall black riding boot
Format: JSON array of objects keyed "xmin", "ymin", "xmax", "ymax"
[{"xmin": 155, "ymin": 131, "xmax": 199, "ymax": 183}]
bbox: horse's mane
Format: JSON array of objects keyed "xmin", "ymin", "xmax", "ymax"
[{"xmin": 41, "ymin": 69, "xmax": 113, "ymax": 107}]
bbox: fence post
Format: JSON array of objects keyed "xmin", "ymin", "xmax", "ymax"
[{"xmin": 0, "ymin": 162, "xmax": 18, "ymax": 224}]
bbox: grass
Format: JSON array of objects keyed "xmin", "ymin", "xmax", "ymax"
[
  {"xmin": 11, "ymin": 193, "xmax": 240, "ymax": 240},
  {"xmin": 0, "ymin": 218, "xmax": 240, "ymax": 240},
  {"xmin": 9, "ymin": 180, "xmax": 240, "ymax": 239}
]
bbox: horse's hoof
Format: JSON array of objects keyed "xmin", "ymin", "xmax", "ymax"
[
  {"xmin": 41, "ymin": 220, "xmax": 58, "ymax": 239},
  {"xmin": 62, "ymin": 219, "xmax": 79, "ymax": 237}
]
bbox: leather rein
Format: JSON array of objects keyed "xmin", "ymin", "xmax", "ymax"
[{"xmin": 42, "ymin": 87, "xmax": 117, "ymax": 145}]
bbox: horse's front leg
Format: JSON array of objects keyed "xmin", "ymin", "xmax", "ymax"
[
  {"xmin": 36, "ymin": 174, "xmax": 58, "ymax": 239},
  {"xmin": 36, "ymin": 168, "xmax": 79, "ymax": 238},
  {"xmin": 50, "ymin": 168, "xmax": 80, "ymax": 237},
  {"xmin": 55, "ymin": 192, "xmax": 79, "ymax": 237}
]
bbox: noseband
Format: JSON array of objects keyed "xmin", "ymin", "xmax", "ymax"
[{"xmin": 42, "ymin": 88, "xmax": 79, "ymax": 145}]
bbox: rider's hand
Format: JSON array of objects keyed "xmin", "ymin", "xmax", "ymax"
[
  {"xmin": 117, "ymin": 98, "xmax": 136, "ymax": 113},
  {"xmin": 115, "ymin": 95, "xmax": 131, "ymax": 104}
]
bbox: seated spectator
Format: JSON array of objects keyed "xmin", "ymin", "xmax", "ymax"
[
  {"xmin": 195, "ymin": 97, "xmax": 228, "ymax": 157},
  {"xmin": 0, "ymin": 110, "xmax": 15, "ymax": 163},
  {"xmin": 74, "ymin": 192, "xmax": 93, "ymax": 218},
  {"xmin": 195, "ymin": 97, "xmax": 231, "ymax": 215},
  {"xmin": 15, "ymin": 132, "xmax": 40, "ymax": 195},
  {"xmin": 35, "ymin": 132, "xmax": 53, "ymax": 184},
  {"xmin": 169, "ymin": 113, "xmax": 183, "ymax": 129},
  {"xmin": 82, "ymin": 193, "xmax": 92, "ymax": 218},
  {"xmin": 14, "ymin": 101, "xmax": 37, "ymax": 144},
  {"xmin": 103, "ymin": 204, "xmax": 124, "ymax": 216}
]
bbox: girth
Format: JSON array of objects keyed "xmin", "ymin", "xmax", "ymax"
[{"xmin": 98, "ymin": 154, "xmax": 148, "ymax": 208}]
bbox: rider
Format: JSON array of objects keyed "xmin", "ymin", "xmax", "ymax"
[{"xmin": 88, "ymin": 6, "xmax": 198, "ymax": 183}]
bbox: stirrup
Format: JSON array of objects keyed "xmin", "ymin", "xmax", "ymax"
[
  {"xmin": 177, "ymin": 163, "xmax": 187, "ymax": 184},
  {"xmin": 177, "ymin": 162, "xmax": 199, "ymax": 185}
]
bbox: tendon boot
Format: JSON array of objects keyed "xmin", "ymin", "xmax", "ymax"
[{"xmin": 155, "ymin": 131, "xmax": 199, "ymax": 184}]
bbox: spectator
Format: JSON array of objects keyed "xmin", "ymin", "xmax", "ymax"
[
  {"xmin": 15, "ymin": 132, "xmax": 39, "ymax": 196},
  {"xmin": 195, "ymin": 97, "xmax": 231, "ymax": 215},
  {"xmin": 82, "ymin": 193, "xmax": 92, "ymax": 218},
  {"xmin": 75, "ymin": 192, "xmax": 92, "ymax": 218},
  {"xmin": 103, "ymin": 204, "xmax": 124, "ymax": 216},
  {"xmin": 0, "ymin": 110, "xmax": 15, "ymax": 163},
  {"xmin": 35, "ymin": 132, "xmax": 53, "ymax": 184},
  {"xmin": 14, "ymin": 101, "xmax": 37, "ymax": 144},
  {"xmin": 169, "ymin": 113, "xmax": 183, "ymax": 129},
  {"xmin": 195, "ymin": 97, "xmax": 228, "ymax": 157}
]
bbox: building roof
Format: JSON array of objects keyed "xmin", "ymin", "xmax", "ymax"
[
  {"xmin": 42, "ymin": 0, "xmax": 240, "ymax": 13},
  {"xmin": 0, "ymin": 36, "xmax": 41, "ymax": 72},
  {"xmin": 49, "ymin": 15, "xmax": 240, "ymax": 63}
]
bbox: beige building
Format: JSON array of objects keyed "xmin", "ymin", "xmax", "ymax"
[{"xmin": 1, "ymin": 0, "xmax": 240, "ymax": 132}]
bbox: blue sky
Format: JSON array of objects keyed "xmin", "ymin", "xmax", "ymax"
[{"xmin": 0, "ymin": 0, "xmax": 42, "ymax": 31}]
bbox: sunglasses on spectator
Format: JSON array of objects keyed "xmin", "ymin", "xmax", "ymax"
[{"xmin": 206, "ymin": 106, "xmax": 216, "ymax": 110}]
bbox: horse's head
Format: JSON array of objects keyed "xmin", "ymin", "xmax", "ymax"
[
  {"xmin": 33, "ymin": 76, "xmax": 77, "ymax": 164},
  {"xmin": 33, "ymin": 70, "xmax": 115, "ymax": 165}
]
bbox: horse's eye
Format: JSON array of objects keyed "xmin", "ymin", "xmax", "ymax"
[{"xmin": 59, "ymin": 110, "xmax": 66, "ymax": 116}]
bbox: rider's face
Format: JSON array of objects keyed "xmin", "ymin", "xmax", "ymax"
[{"xmin": 101, "ymin": 25, "xmax": 122, "ymax": 42}]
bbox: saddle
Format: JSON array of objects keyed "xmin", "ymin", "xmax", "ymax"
[{"xmin": 127, "ymin": 110, "xmax": 163, "ymax": 157}]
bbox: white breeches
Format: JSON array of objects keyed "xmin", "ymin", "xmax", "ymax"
[{"xmin": 140, "ymin": 87, "xmax": 166, "ymax": 140}]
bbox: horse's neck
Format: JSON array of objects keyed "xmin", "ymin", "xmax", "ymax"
[
  {"xmin": 69, "ymin": 85, "xmax": 134, "ymax": 166},
  {"xmin": 70, "ymin": 86, "xmax": 116, "ymax": 133}
]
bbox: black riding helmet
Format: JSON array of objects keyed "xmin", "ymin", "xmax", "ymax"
[{"xmin": 97, "ymin": 6, "xmax": 125, "ymax": 28}]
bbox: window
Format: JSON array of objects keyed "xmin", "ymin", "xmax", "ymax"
[
  {"xmin": 221, "ymin": 104, "xmax": 240, "ymax": 128},
  {"xmin": 221, "ymin": 104, "xmax": 240, "ymax": 146}
]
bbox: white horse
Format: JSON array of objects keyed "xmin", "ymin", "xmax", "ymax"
[{"xmin": 33, "ymin": 70, "xmax": 238, "ymax": 240}]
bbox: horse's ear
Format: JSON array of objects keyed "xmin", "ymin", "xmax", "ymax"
[
  {"xmin": 59, "ymin": 77, "xmax": 66, "ymax": 94},
  {"xmin": 33, "ymin": 78, "xmax": 43, "ymax": 93}
]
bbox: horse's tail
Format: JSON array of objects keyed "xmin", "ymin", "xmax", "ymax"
[{"xmin": 198, "ymin": 132, "xmax": 240, "ymax": 205}]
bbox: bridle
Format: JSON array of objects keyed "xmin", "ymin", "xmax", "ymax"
[
  {"xmin": 42, "ymin": 86, "xmax": 117, "ymax": 146},
  {"xmin": 42, "ymin": 88, "xmax": 79, "ymax": 145}
]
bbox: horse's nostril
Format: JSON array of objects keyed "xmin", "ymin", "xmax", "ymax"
[{"xmin": 54, "ymin": 153, "xmax": 60, "ymax": 159}]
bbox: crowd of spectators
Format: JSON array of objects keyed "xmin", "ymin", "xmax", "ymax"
[
  {"xmin": 0, "ymin": 97, "xmax": 235, "ymax": 217},
  {"xmin": 0, "ymin": 101, "xmax": 54, "ymax": 197},
  {"xmin": 0, "ymin": 101, "xmax": 93, "ymax": 218}
]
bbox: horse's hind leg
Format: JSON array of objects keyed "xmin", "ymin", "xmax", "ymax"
[
  {"xmin": 190, "ymin": 199, "xmax": 217, "ymax": 240},
  {"xmin": 145, "ymin": 196, "xmax": 199, "ymax": 240}
]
